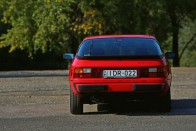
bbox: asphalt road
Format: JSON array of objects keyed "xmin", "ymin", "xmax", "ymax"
[{"xmin": 0, "ymin": 68, "xmax": 196, "ymax": 131}]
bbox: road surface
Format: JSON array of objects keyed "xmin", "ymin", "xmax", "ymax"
[{"xmin": 0, "ymin": 68, "xmax": 196, "ymax": 131}]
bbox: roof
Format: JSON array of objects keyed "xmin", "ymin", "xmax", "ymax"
[{"xmin": 83, "ymin": 35, "xmax": 156, "ymax": 41}]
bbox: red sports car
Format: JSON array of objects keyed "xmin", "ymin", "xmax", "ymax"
[{"xmin": 64, "ymin": 35, "xmax": 175, "ymax": 114}]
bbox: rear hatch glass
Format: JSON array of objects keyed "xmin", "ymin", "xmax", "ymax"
[{"xmin": 77, "ymin": 38, "xmax": 163, "ymax": 59}]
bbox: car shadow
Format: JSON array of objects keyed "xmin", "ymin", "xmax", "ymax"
[{"xmin": 84, "ymin": 99, "xmax": 196, "ymax": 116}]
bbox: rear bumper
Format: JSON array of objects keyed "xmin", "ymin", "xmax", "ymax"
[
  {"xmin": 77, "ymin": 84, "xmax": 163, "ymax": 92},
  {"xmin": 70, "ymin": 81, "xmax": 170, "ymax": 96},
  {"xmin": 70, "ymin": 79, "xmax": 170, "ymax": 104}
]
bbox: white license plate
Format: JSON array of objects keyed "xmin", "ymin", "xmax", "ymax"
[{"xmin": 103, "ymin": 70, "xmax": 137, "ymax": 78}]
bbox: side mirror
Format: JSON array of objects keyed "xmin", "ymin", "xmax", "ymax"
[
  {"xmin": 165, "ymin": 52, "xmax": 175, "ymax": 59},
  {"xmin": 63, "ymin": 53, "xmax": 74, "ymax": 60}
]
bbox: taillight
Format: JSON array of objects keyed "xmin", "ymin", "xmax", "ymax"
[
  {"xmin": 140, "ymin": 67, "xmax": 167, "ymax": 78},
  {"xmin": 73, "ymin": 68, "xmax": 102, "ymax": 78},
  {"xmin": 157, "ymin": 67, "xmax": 168, "ymax": 77}
]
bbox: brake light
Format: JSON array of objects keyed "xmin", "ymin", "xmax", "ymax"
[
  {"xmin": 140, "ymin": 67, "xmax": 167, "ymax": 78},
  {"xmin": 73, "ymin": 68, "xmax": 102, "ymax": 78}
]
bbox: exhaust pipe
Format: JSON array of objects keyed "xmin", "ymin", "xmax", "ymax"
[{"xmin": 90, "ymin": 95, "xmax": 102, "ymax": 103}]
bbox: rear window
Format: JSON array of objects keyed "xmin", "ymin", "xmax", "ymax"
[{"xmin": 77, "ymin": 38, "xmax": 163, "ymax": 59}]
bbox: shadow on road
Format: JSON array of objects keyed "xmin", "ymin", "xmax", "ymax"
[
  {"xmin": 170, "ymin": 99, "xmax": 196, "ymax": 115},
  {"xmin": 84, "ymin": 99, "xmax": 196, "ymax": 116}
]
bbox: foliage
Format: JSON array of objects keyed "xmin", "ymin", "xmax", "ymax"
[
  {"xmin": 179, "ymin": 20, "xmax": 196, "ymax": 66},
  {"xmin": 0, "ymin": 0, "xmax": 74, "ymax": 56},
  {"xmin": 162, "ymin": 0, "xmax": 196, "ymax": 66},
  {"xmin": 0, "ymin": 0, "xmax": 195, "ymax": 67}
]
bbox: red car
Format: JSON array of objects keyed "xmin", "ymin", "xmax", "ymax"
[{"xmin": 64, "ymin": 35, "xmax": 175, "ymax": 114}]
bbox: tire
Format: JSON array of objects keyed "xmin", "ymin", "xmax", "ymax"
[
  {"xmin": 158, "ymin": 89, "xmax": 171, "ymax": 112},
  {"xmin": 70, "ymin": 89, "xmax": 83, "ymax": 115}
]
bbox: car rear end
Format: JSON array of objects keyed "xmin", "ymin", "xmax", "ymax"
[{"xmin": 67, "ymin": 35, "xmax": 172, "ymax": 114}]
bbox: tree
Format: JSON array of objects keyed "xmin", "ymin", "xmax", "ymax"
[
  {"xmin": 0, "ymin": 0, "xmax": 195, "ymax": 67},
  {"xmin": 0, "ymin": 0, "xmax": 74, "ymax": 56},
  {"xmin": 163, "ymin": 0, "xmax": 196, "ymax": 66},
  {"xmin": 179, "ymin": 19, "xmax": 196, "ymax": 66}
]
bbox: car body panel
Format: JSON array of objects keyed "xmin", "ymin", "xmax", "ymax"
[{"xmin": 83, "ymin": 35, "xmax": 156, "ymax": 41}]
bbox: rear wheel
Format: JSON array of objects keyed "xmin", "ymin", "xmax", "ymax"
[
  {"xmin": 158, "ymin": 89, "xmax": 171, "ymax": 112},
  {"xmin": 70, "ymin": 89, "xmax": 83, "ymax": 114}
]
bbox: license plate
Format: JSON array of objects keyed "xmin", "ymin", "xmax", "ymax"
[{"xmin": 103, "ymin": 70, "xmax": 137, "ymax": 78}]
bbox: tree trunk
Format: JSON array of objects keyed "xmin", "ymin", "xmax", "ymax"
[
  {"xmin": 167, "ymin": 3, "xmax": 180, "ymax": 67},
  {"xmin": 172, "ymin": 27, "xmax": 180, "ymax": 67}
]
